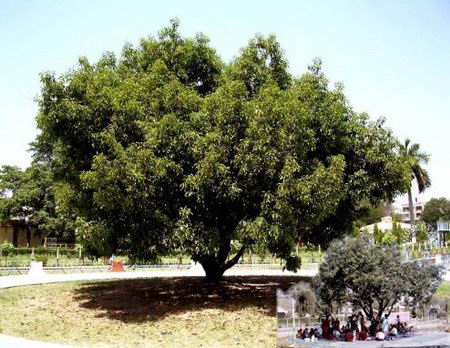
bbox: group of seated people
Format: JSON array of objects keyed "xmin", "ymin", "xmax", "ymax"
[
  {"xmin": 295, "ymin": 313, "xmax": 411, "ymax": 342},
  {"xmin": 294, "ymin": 327, "xmax": 321, "ymax": 343}
]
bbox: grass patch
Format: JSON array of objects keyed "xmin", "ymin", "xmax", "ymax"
[
  {"xmin": 436, "ymin": 281, "xmax": 450, "ymax": 298},
  {"xmin": 0, "ymin": 275, "xmax": 305, "ymax": 347}
]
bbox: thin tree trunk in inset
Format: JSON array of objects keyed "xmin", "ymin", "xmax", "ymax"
[{"xmin": 408, "ymin": 187, "xmax": 416, "ymax": 242}]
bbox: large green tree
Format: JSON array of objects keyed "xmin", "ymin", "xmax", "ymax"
[
  {"xmin": 35, "ymin": 21, "xmax": 411, "ymax": 279},
  {"xmin": 421, "ymin": 197, "xmax": 450, "ymax": 228},
  {"xmin": 399, "ymin": 139, "xmax": 431, "ymax": 226}
]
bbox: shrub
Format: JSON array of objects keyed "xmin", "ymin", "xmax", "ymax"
[
  {"xmin": 0, "ymin": 241, "xmax": 14, "ymax": 257},
  {"xmin": 8, "ymin": 247, "xmax": 78, "ymax": 257},
  {"xmin": 34, "ymin": 255, "xmax": 49, "ymax": 266}
]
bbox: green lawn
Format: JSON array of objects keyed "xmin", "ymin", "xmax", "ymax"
[
  {"xmin": 436, "ymin": 281, "xmax": 450, "ymax": 298},
  {"xmin": 0, "ymin": 276, "xmax": 305, "ymax": 347}
]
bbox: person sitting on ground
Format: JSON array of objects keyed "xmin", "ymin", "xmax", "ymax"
[
  {"xmin": 322, "ymin": 316, "xmax": 333, "ymax": 340},
  {"xmin": 328, "ymin": 315, "xmax": 335, "ymax": 339},
  {"xmin": 372, "ymin": 323, "xmax": 381, "ymax": 338},
  {"xmin": 319, "ymin": 319, "xmax": 325, "ymax": 337},
  {"xmin": 355, "ymin": 312, "xmax": 366, "ymax": 340},
  {"xmin": 390, "ymin": 324, "xmax": 398, "ymax": 337},
  {"xmin": 376, "ymin": 329, "xmax": 385, "ymax": 341},
  {"xmin": 332, "ymin": 318, "xmax": 340, "ymax": 331},
  {"xmin": 302, "ymin": 327, "xmax": 309, "ymax": 339},
  {"xmin": 295, "ymin": 328, "xmax": 303, "ymax": 339},
  {"xmin": 333, "ymin": 325, "xmax": 341, "ymax": 340},
  {"xmin": 345, "ymin": 328, "xmax": 354, "ymax": 342},
  {"xmin": 358, "ymin": 329, "xmax": 368, "ymax": 341},
  {"xmin": 316, "ymin": 324, "xmax": 323, "ymax": 338},
  {"xmin": 303, "ymin": 329, "xmax": 312, "ymax": 343},
  {"xmin": 402, "ymin": 323, "xmax": 414, "ymax": 335},
  {"xmin": 331, "ymin": 318, "xmax": 340, "ymax": 338},
  {"xmin": 350, "ymin": 314, "xmax": 358, "ymax": 332},
  {"xmin": 340, "ymin": 325, "xmax": 348, "ymax": 340},
  {"xmin": 401, "ymin": 321, "xmax": 414, "ymax": 334},
  {"xmin": 309, "ymin": 328, "xmax": 318, "ymax": 343}
]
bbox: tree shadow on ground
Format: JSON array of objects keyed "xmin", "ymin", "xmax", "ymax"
[{"xmin": 73, "ymin": 275, "xmax": 307, "ymax": 323}]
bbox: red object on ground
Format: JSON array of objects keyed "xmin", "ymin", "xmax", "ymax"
[
  {"xmin": 109, "ymin": 260, "xmax": 124, "ymax": 272},
  {"xmin": 345, "ymin": 332, "xmax": 354, "ymax": 342},
  {"xmin": 359, "ymin": 331, "xmax": 368, "ymax": 341}
]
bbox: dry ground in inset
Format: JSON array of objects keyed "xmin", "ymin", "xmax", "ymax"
[{"xmin": 0, "ymin": 275, "xmax": 306, "ymax": 347}]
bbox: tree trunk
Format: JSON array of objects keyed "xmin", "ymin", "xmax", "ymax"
[
  {"xmin": 199, "ymin": 244, "xmax": 246, "ymax": 281},
  {"xmin": 408, "ymin": 187, "xmax": 416, "ymax": 242},
  {"xmin": 201, "ymin": 260, "xmax": 226, "ymax": 281}
]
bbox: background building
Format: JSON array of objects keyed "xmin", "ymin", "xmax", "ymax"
[
  {"xmin": 401, "ymin": 198, "xmax": 425, "ymax": 223},
  {"xmin": 360, "ymin": 216, "xmax": 411, "ymax": 234},
  {"xmin": 0, "ymin": 219, "xmax": 43, "ymax": 247}
]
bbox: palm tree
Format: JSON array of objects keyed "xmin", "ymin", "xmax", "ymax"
[{"xmin": 399, "ymin": 139, "xmax": 431, "ymax": 228}]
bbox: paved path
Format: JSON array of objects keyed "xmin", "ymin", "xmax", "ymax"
[
  {"xmin": 382, "ymin": 333, "xmax": 450, "ymax": 347},
  {"xmin": 444, "ymin": 271, "xmax": 450, "ymax": 281},
  {"xmin": 0, "ymin": 335, "xmax": 77, "ymax": 348},
  {"xmin": 0, "ymin": 267, "xmax": 318, "ymax": 289},
  {"xmin": 283, "ymin": 333, "xmax": 450, "ymax": 347},
  {"xmin": 3, "ymin": 267, "xmax": 447, "ymax": 290}
]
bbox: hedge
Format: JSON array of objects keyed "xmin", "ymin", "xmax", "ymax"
[{"xmin": 1, "ymin": 246, "xmax": 79, "ymax": 257}]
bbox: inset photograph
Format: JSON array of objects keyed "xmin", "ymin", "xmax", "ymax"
[{"xmin": 277, "ymin": 237, "xmax": 449, "ymax": 347}]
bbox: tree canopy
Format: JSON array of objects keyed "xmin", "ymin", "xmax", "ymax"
[
  {"xmin": 314, "ymin": 235, "xmax": 443, "ymax": 323},
  {"xmin": 421, "ymin": 197, "xmax": 450, "ymax": 228},
  {"xmin": 34, "ymin": 20, "xmax": 411, "ymax": 279},
  {"xmin": 0, "ymin": 164, "xmax": 75, "ymax": 239}
]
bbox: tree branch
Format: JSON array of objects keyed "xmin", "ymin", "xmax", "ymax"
[
  {"xmin": 360, "ymin": 304, "xmax": 371, "ymax": 318},
  {"xmin": 355, "ymin": 299, "xmax": 373, "ymax": 321},
  {"xmin": 387, "ymin": 300, "xmax": 397, "ymax": 317},
  {"xmin": 217, "ymin": 238, "xmax": 231, "ymax": 265},
  {"xmin": 379, "ymin": 298, "xmax": 394, "ymax": 319},
  {"xmin": 224, "ymin": 245, "xmax": 246, "ymax": 270}
]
